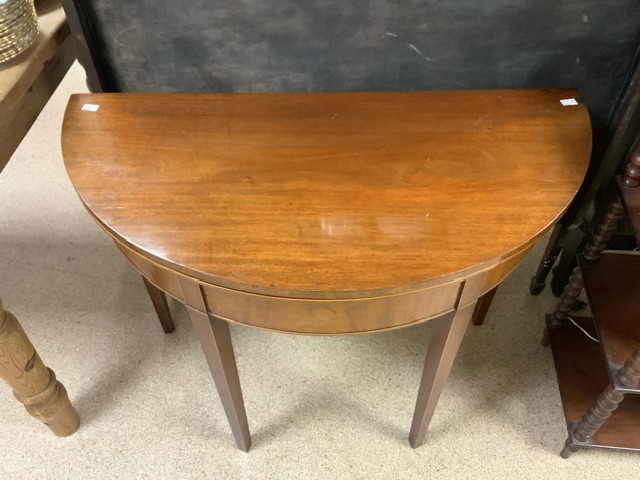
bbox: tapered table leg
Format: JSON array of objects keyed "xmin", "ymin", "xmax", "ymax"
[
  {"xmin": 142, "ymin": 277, "xmax": 175, "ymax": 334},
  {"xmin": 409, "ymin": 300, "xmax": 476, "ymax": 448},
  {"xmin": 186, "ymin": 306, "xmax": 251, "ymax": 452},
  {"xmin": 472, "ymin": 286, "xmax": 497, "ymax": 326},
  {"xmin": 0, "ymin": 298, "xmax": 80, "ymax": 436}
]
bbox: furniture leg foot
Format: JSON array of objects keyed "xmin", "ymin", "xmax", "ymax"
[
  {"xmin": 143, "ymin": 277, "xmax": 175, "ymax": 333},
  {"xmin": 186, "ymin": 306, "xmax": 251, "ymax": 452},
  {"xmin": 560, "ymin": 438, "xmax": 579, "ymax": 459},
  {"xmin": 13, "ymin": 367, "xmax": 80, "ymax": 436},
  {"xmin": 529, "ymin": 276, "xmax": 547, "ymax": 296},
  {"xmin": 0, "ymin": 299, "xmax": 80, "ymax": 436},
  {"xmin": 409, "ymin": 301, "xmax": 476, "ymax": 448}
]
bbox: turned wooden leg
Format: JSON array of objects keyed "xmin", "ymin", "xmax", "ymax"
[
  {"xmin": 582, "ymin": 199, "xmax": 625, "ymax": 262},
  {"xmin": 544, "ymin": 197, "xmax": 625, "ymax": 345},
  {"xmin": 561, "ymin": 349, "xmax": 640, "ymax": 458},
  {"xmin": 143, "ymin": 277, "xmax": 175, "ymax": 334},
  {"xmin": 546, "ymin": 266, "xmax": 585, "ymax": 331},
  {"xmin": 186, "ymin": 306, "xmax": 251, "ymax": 452},
  {"xmin": 530, "ymin": 223, "xmax": 566, "ymax": 295},
  {"xmin": 561, "ymin": 385, "xmax": 624, "ymax": 458},
  {"xmin": 409, "ymin": 300, "xmax": 476, "ymax": 448},
  {"xmin": 0, "ymin": 298, "xmax": 80, "ymax": 436}
]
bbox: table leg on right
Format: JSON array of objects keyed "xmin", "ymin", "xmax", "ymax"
[{"xmin": 186, "ymin": 306, "xmax": 251, "ymax": 452}]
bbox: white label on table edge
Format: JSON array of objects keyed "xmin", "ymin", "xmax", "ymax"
[
  {"xmin": 560, "ymin": 98, "xmax": 579, "ymax": 106},
  {"xmin": 81, "ymin": 104, "xmax": 100, "ymax": 112}
]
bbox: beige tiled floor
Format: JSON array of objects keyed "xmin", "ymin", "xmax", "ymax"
[{"xmin": 0, "ymin": 62, "xmax": 637, "ymax": 479}]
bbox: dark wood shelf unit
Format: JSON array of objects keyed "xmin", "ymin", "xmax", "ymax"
[
  {"xmin": 548, "ymin": 315, "xmax": 640, "ymax": 452},
  {"xmin": 546, "ymin": 143, "xmax": 640, "ymax": 457}
]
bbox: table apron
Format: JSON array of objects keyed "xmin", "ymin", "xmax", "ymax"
[{"xmin": 115, "ymin": 240, "xmax": 532, "ymax": 335}]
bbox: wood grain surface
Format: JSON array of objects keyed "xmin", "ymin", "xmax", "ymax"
[
  {"xmin": 0, "ymin": 299, "xmax": 80, "ymax": 436},
  {"xmin": 62, "ymin": 90, "xmax": 591, "ymax": 299},
  {"xmin": 0, "ymin": 0, "xmax": 74, "ymax": 172}
]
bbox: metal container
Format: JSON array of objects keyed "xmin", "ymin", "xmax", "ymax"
[{"xmin": 0, "ymin": 0, "xmax": 38, "ymax": 63}]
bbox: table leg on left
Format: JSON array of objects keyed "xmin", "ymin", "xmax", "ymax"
[
  {"xmin": 0, "ymin": 298, "xmax": 80, "ymax": 436},
  {"xmin": 409, "ymin": 300, "xmax": 477, "ymax": 448}
]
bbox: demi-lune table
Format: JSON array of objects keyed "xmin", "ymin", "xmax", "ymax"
[{"xmin": 62, "ymin": 90, "xmax": 591, "ymax": 451}]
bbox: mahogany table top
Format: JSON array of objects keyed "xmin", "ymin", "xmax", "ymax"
[{"xmin": 62, "ymin": 90, "xmax": 591, "ymax": 299}]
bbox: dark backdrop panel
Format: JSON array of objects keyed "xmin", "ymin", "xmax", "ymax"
[{"xmin": 74, "ymin": 0, "xmax": 640, "ymax": 142}]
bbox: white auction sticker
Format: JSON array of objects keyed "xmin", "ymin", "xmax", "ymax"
[
  {"xmin": 560, "ymin": 98, "xmax": 579, "ymax": 106},
  {"xmin": 81, "ymin": 104, "xmax": 100, "ymax": 112}
]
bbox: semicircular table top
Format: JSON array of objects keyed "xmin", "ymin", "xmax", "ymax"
[
  {"xmin": 61, "ymin": 89, "xmax": 591, "ymax": 452},
  {"xmin": 62, "ymin": 90, "xmax": 591, "ymax": 299}
]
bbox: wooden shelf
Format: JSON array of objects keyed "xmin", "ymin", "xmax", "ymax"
[
  {"xmin": 580, "ymin": 253, "xmax": 640, "ymax": 392},
  {"xmin": 548, "ymin": 315, "xmax": 640, "ymax": 451},
  {"xmin": 0, "ymin": 0, "xmax": 74, "ymax": 172}
]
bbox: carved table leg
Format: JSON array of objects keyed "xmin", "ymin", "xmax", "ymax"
[
  {"xmin": 561, "ymin": 348, "xmax": 640, "ymax": 458},
  {"xmin": 409, "ymin": 300, "xmax": 476, "ymax": 448},
  {"xmin": 0, "ymin": 298, "xmax": 80, "ymax": 436},
  {"xmin": 186, "ymin": 306, "xmax": 251, "ymax": 452},
  {"xmin": 142, "ymin": 277, "xmax": 175, "ymax": 333}
]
